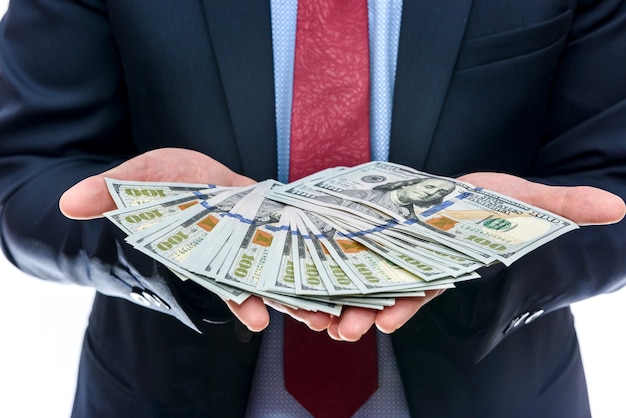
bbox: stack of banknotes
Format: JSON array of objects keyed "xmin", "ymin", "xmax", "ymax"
[{"xmin": 105, "ymin": 161, "xmax": 578, "ymax": 315}]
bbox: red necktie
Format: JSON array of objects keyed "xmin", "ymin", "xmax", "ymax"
[
  {"xmin": 288, "ymin": 0, "xmax": 371, "ymax": 180},
  {"xmin": 285, "ymin": 1, "xmax": 378, "ymax": 417}
]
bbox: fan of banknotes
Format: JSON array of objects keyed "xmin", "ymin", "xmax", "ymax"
[{"xmin": 104, "ymin": 161, "xmax": 578, "ymax": 315}]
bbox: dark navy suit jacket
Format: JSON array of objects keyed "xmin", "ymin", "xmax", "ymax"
[{"xmin": 2, "ymin": 0, "xmax": 626, "ymax": 416}]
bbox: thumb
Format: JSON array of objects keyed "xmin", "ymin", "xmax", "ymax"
[
  {"xmin": 460, "ymin": 173, "xmax": 626, "ymax": 226},
  {"xmin": 536, "ymin": 185, "xmax": 626, "ymax": 226},
  {"xmin": 59, "ymin": 174, "xmax": 116, "ymax": 220}
]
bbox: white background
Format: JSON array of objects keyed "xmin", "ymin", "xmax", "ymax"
[{"xmin": 1, "ymin": 1, "xmax": 625, "ymax": 417}]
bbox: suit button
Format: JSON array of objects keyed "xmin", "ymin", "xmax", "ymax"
[
  {"xmin": 130, "ymin": 287, "xmax": 151, "ymax": 306},
  {"xmin": 524, "ymin": 309, "xmax": 544, "ymax": 325},
  {"xmin": 503, "ymin": 312, "xmax": 530, "ymax": 334},
  {"xmin": 234, "ymin": 320, "xmax": 255, "ymax": 343},
  {"xmin": 142, "ymin": 289, "xmax": 170, "ymax": 310},
  {"xmin": 130, "ymin": 287, "xmax": 170, "ymax": 310}
]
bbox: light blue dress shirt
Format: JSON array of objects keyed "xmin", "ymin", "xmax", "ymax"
[{"xmin": 246, "ymin": 1, "xmax": 410, "ymax": 416}]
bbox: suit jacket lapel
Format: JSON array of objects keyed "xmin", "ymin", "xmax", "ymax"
[
  {"xmin": 200, "ymin": 0, "xmax": 472, "ymax": 177},
  {"xmin": 200, "ymin": 0, "xmax": 277, "ymax": 181},
  {"xmin": 390, "ymin": 1, "xmax": 474, "ymax": 410},
  {"xmin": 389, "ymin": 0, "xmax": 474, "ymax": 170}
]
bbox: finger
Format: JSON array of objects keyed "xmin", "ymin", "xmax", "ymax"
[
  {"xmin": 459, "ymin": 173, "xmax": 626, "ymax": 226},
  {"xmin": 327, "ymin": 316, "xmax": 342, "ymax": 340},
  {"xmin": 549, "ymin": 185, "xmax": 626, "ymax": 225},
  {"xmin": 59, "ymin": 175, "xmax": 118, "ymax": 219},
  {"xmin": 286, "ymin": 310, "xmax": 332, "ymax": 331},
  {"xmin": 59, "ymin": 151, "xmax": 196, "ymax": 219},
  {"xmin": 225, "ymin": 296, "xmax": 270, "ymax": 332},
  {"xmin": 334, "ymin": 307, "xmax": 377, "ymax": 342},
  {"xmin": 263, "ymin": 299, "xmax": 333, "ymax": 331},
  {"xmin": 375, "ymin": 290, "xmax": 444, "ymax": 333}
]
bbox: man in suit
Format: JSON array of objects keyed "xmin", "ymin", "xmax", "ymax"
[{"xmin": 1, "ymin": 0, "xmax": 626, "ymax": 416}]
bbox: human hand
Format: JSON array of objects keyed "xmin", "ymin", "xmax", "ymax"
[
  {"xmin": 59, "ymin": 148, "xmax": 280, "ymax": 331},
  {"xmin": 318, "ymin": 172, "xmax": 626, "ymax": 342},
  {"xmin": 59, "ymin": 147, "xmax": 256, "ymax": 219}
]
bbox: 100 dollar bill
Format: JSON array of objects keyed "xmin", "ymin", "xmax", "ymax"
[{"xmin": 311, "ymin": 162, "xmax": 578, "ymax": 265}]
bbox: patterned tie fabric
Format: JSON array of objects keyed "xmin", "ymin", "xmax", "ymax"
[
  {"xmin": 288, "ymin": 0, "xmax": 371, "ymax": 180},
  {"xmin": 285, "ymin": 1, "xmax": 378, "ymax": 417}
]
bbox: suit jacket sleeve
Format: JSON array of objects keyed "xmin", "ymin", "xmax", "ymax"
[
  {"xmin": 447, "ymin": 0, "xmax": 626, "ymax": 359},
  {"xmin": 0, "ymin": 0, "xmax": 231, "ymax": 331}
]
